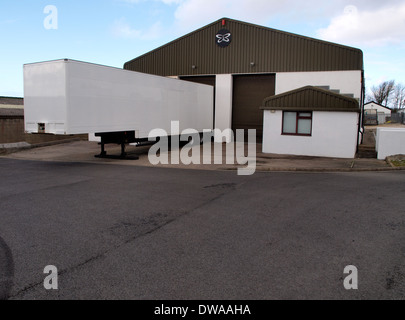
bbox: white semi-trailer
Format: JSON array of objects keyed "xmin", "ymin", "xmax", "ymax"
[{"xmin": 24, "ymin": 59, "xmax": 214, "ymax": 157}]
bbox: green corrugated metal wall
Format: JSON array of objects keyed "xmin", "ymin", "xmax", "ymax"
[{"xmin": 124, "ymin": 18, "xmax": 363, "ymax": 76}]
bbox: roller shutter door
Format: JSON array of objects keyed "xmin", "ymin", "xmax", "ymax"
[{"xmin": 232, "ymin": 74, "xmax": 275, "ymax": 139}]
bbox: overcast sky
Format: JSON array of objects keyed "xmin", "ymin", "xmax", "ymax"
[{"xmin": 1, "ymin": 0, "xmax": 404, "ymax": 97}]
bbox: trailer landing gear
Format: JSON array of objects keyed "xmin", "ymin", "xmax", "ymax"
[{"xmin": 94, "ymin": 131, "xmax": 139, "ymax": 160}]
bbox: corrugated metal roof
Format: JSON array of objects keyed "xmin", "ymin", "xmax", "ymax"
[
  {"xmin": 261, "ymin": 86, "xmax": 360, "ymax": 112},
  {"xmin": 124, "ymin": 18, "xmax": 363, "ymax": 76},
  {"xmin": 0, "ymin": 97, "xmax": 24, "ymax": 106}
]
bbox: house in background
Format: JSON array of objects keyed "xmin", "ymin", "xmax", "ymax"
[
  {"xmin": 261, "ymin": 86, "xmax": 360, "ymax": 159},
  {"xmin": 364, "ymin": 101, "xmax": 392, "ymax": 125}
]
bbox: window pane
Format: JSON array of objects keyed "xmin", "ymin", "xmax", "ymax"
[
  {"xmin": 299, "ymin": 112, "xmax": 312, "ymax": 118},
  {"xmin": 283, "ymin": 112, "xmax": 296, "ymax": 134},
  {"xmin": 298, "ymin": 118, "xmax": 312, "ymax": 134}
]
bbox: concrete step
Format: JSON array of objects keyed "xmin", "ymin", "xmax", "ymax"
[{"xmin": 357, "ymin": 145, "xmax": 377, "ymax": 159}]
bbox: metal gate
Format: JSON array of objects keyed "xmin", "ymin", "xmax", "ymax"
[{"xmin": 390, "ymin": 113, "xmax": 405, "ymax": 124}]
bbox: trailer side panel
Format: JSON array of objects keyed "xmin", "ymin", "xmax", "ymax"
[{"xmin": 24, "ymin": 59, "xmax": 214, "ymax": 137}]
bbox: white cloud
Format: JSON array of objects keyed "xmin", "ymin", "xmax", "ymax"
[
  {"xmin": 176, "ymin": 0, "xmax": 275, "ymax": 21},
  {"xmin": 167, "ymin": 0, "xmax": 373, "ymax": 35},
  {"xmin": 317, "ymin": 3, "xmax": 405, "ymax": 47},
  {"xmin": 0, "ymin": 19, "xmax": 18, "ymax": 25},
  {"xmin": 159, "ymin": 0, "xmax": 182, "ymax": 4},
  {"xmin": 111, "ymin": 18, "xmax": 141, "ymax": 38},
  {"xmin": 172, "ymin": 0, "xmax": 307, "ymax": 31},
  {"xmin": 117, "ymin": 0, "xmax": 143, "ymax": 3},
  {"xmin": 111, "ymin": 18, "xmax": 162, "ymax": 40},
  {"xmin": 118, "ymin": 0, "xmax": 182, "ymax": 4},
  {"xmin": 161, "ymin": 0, "xmax": 405, "ymax": 42}
]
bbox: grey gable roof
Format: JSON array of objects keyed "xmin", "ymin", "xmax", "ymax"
[
  {"xmin": 124, "ymin": 18, "xmax": 363, "ymax": 76},
  {"xmin": 261, "ymin": 86, "xmax": 360, "ymax": 112},
  {"xmin": 364, "ymin": 101, "xmax": 392, "ymax": 110}
]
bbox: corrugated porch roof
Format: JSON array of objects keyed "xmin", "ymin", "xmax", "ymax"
[{"xmin": 261, "ymin": 86, "xmax": 360, "ymax": 112}]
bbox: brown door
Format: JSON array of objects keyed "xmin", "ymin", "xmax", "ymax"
[
  {"xmin": 180, "ymin": 76, "xmax": 216, "ymax": 128},
  {"xmin": 232, "ymin": 74, "xmax": 275, "ymax": 139}
]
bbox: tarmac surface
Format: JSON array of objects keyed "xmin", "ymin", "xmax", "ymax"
[
  {"xmin": 0, "ymin": 157, "xmax": 405, "ymax": 300},
  {"xmin": 0, "ymin": 140, "xmax": 398, "ymax": 173},
  {"xmin": 1, "ymin": 138, "xmax": 405, "ymax": 300}
]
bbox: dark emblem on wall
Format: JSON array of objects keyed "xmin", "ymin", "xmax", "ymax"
[{"xmin": 216, "ymin": 29, "xmax": 232, "ymax": 48}]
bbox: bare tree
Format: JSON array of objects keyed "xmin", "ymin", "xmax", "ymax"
[
  {"xmin": 393, "ymin": 83, "xmax": 405, "ymax": 110},
  {"xmin": 369, "ymin": 80, "xmax": 395, "ymax": 107}
]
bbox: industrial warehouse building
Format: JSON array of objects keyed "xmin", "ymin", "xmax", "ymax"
[
  {"xmin": 0, "ymin": 97, "xmax": 25, "ymax": 144},
  {"xmin": 124, "ymin": 18, "xmax": 364, "ymax": 157}
]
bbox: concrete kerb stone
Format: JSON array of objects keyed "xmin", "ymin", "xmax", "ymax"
[
  {"xmin": 223, "ymin": 165, "xmax": 405, "ymax": 173},
  {"xmin": 0, "ymin": 138, "xmax": 83, "ymax": 155},
  {"xmin": 2, "ymin": 139, "xmax": 405, "ymax": 173},
  {"xmin": 0, "ymin": 142, "xmax": 31, "ymax": 155}
]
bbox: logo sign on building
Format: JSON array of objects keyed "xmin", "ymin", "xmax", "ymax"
[{"xmin": 216, "ymin": 29, "xmax": 232, "ymax": 48}]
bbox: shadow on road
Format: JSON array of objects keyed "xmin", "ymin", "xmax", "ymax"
[{"xmin": 0, "ymin": 235, "xmax": 14, "ymax": 300}]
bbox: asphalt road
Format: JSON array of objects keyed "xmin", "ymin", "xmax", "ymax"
[{"xmin": 0, "ymin": 158, "xmax": 405, "ymax": 300}]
